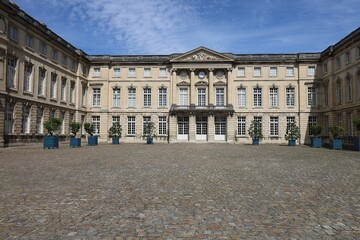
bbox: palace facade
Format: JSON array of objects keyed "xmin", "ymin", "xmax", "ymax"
[{"xmin": 0, "ymin": 1, "xmax": 359, "ymax": 147}]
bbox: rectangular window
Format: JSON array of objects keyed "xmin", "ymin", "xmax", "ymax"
[
  {"xmin": 70, "ymin": 59, "xmax": 76, "ymax": 70},
  {"xmin": 336, "ymin": 81, "xmax": 342, "ymax": 105},
  {"xmin": 307, "ymin": 66, "xmax": 315, "ymax": 76},
  {"xmin": 143, "ymin": 88, "xmax": 151, "ymax": 107},
  {"xmin": 269, "ymin": 67, "xmax": 277, "ymax": 77},
  {"xmin": 178, "ymin": 117, "xmax": 189, "ymax": 135},
  {"xmin": 62, "ymin": 55, "xmax": 68, "ymax": 67},
  {"xmin": 129, "ymin": 68, "xmax": 136, "ymax": 77},
  {"xmin": 337, "ymin": 114, "xmax": 343, "ymax": 127},
  {"xmin": 143, "ymin": 116, "xmax": 151, "ymax": 134},
  {"xmin": 347, "ymin": 113, "xmax": 354, "ymax": 135},
  {"xmin": 39, "ymin": 42, "xmax": 47, "ymax": 56},
  {"xmin": 237, "ymin": 87, "xmax": 246, "ymax": 108},
  {"xmin": 24, "ymin": 62, "xmax": 33, "ymax": 92},
  {"xmin": 197, "ymin": 88, "xmax": 206, "ymax": 106},
  {"xmin": 216, "ymin": 88, "xmax": 224, "ymax": 106},
  {"xmin": 179, "ymin": 88, "xmax": 188, "ymax": 106},
  {"xmin": 51, "ymin": 48, "xmax": 58, "ymax": 62},
  {"xmin": 324, "ymin": 85, "xmax": 328, "ymax": 106},
  {"xmin": 113, "ymin": 88, "xmax": 121, "ymax": 107},
  {"xmin": 7, "ymin": 58, "xmax": 17, "ymax": 88},
  {"xmin": 323, "ymin": 63, "xmax": 328, "ymax": 74},
  {"xmin": 196, "ymin": 117, "xmax": 208, "ymax": 135},
  {"xmin": 159, "ymin": 68, "xmax": 166, "ymax": 77},
  {"xmin": 70, "ymin": 81, "xmax": 75, "ymax": 104},
  {"xmin": 5, "ymin": 103, "xmax": 13, "ymax": 134},
  {"xmin": 286, "ymin": 87, "xmax": 295, "ymax": 107},
  {"xmin": 345, "ymin": 52, "xmax": 351, "ymax": 64},
  {"xmin": 112, "ymin": 116, "xmax": 120, "ymax": 125},
  {"xmin": 307, "ymin": 87, "xmax": 316, "ymax": 106},
  {"xmin": 269, "ymin": 88, "xmax": 278, "ymax": 108},
  {"xmin": 61, "ymin": 77, "xmax": 67, "ymax": 102},
  {"xmin": 158, "ymin": 88, "xmax": 167, "ymax": 107},
  {"xmin": 50, "ymin": 72, "xmax": 57, "ymax": 99},
  {"xmin": 237, "ymin": 116, "xmax": 246, "ymax": 136},
  {"xmin": 113, "ymin": 68, "xmax": 121, "ymax": 77},
  {"xmin": 346, "ymin": 77, "xmax": 352, "ymax": 101},
  {"xmin": 286, "ymin": 116, "xmax": 295, "ymax": 128},
  {"xmin": 336, "ymin": 58, "xmax": 341, "ymax": 69},
  {"xmin": 8, "ymin": 24, "xmax": 18, "ymax": 41},
  {"xmin": 253, "ymin": 87, "xmax": 262, "ymax": 107},
  {"xmin": 308, "ymin": 116, "xmax": 317, "ymax": 131},
  {"xmin": 38, "ymin": 68, "xmax": 46, "ymax": 96},
  {"xmin": 128, "ymin": 88, "xmax": 136, "ymax": 107},
  {"xmin": 93, "ymin": 67, "xmax": 101, "ymax": 77},
  {"xmin": 237, "ymin": 67, "xmax": 245, "ymax": 77},
  {"xmin": 254, "ymin": 116, "xmax": 262, "ymax": 126},
  {"xmin": 92, "ymin": 88, "xmax": 101, "ymax": 106},
  {"xmin": 286, "ymin": 66, "xmax": 294, "ymax": 76},
  {"xmin": 144, "ymin": 68, "xmax": 151, "ymax": 77},
  {"xmin": 270, "ymin": 116, "xmax": 279, "ymax": 136},
  {"xmin": 82, "ymin": 65, "xmax": 88, "ymax": 76},
  {"xmin": 92, "ymin": 116, "xmax": 100, "ymax": 135},
  {"xmin": 158, "ymin": 116, "xmax": 167, "ymax": 135},
  {"xmin": 25, "ymin": 34, "xmax": 33, "ymax": 49},
  {"xmin": 127, "ymin": 116, "xmax": 135, "ymax": 135},
  {"xmin": 253, "ymin": 67, "xmax": 261, "ymax": 77}
]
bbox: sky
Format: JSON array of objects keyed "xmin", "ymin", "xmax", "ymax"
[{"xmin": 11, "ymin": 0, "xmax": 360, "ymax": 55}]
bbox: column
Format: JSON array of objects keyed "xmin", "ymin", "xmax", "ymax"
[
  {"xmin": 208, "ymin": 68, "xmax": 214, "ymax": 105},
  {"xmin": 171, "ymin": 69, "xmax": 177, "ymax": 104},
  {"xmin": 189, "ymin": 115, "xmax": 196, "ymax": 141},
  {"xmin": 227, "ymin": 115, "xmax": 235, "ymax": 143},
  {"xmin": 190, "ymin": 69, "xmax": 195, "ymax": 105},
  {"xmin": 208, "ymin": 115, "xmax": 214, "ymax": 142},
  {"xmin": 226, "ymin": 68, "xmax": 232, "ymax": 105},
  {"xmin": 169, "ymin": 115, "xmax": 177, "ymax": 142}
]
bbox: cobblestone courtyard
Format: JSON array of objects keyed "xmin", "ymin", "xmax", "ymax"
[{"xmin": 0, "ymin": 143, "xmax": 359, "ymax": 239}]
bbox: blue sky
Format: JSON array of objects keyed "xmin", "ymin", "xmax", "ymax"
[{"xmin": 12, "ymin": 0, "xmax": 360, "ymax": 55}]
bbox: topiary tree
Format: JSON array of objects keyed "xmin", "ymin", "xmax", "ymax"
[
  {"xmin": 108, "ymin": 121, "xmax": 122, "ymax": 138},
  {"xmin": 310, "ymin": 125, "xmax": 322, "ymax": 137},
  {"xmin": 248, "ymin": 120, "xmax": 263, "ymax": 140},
  {"xmin": 285, "ymin": 121, "xmax": 301, "ymax": 141},
  {"xmin": 84, "ymin": 123, "xmax": 94, "ymax": 136},
  {"xmin": 330, "ymin": 126, "xmax": 344, "ymax": 139},
  {"xmin": 69, "ymin": 122, "xmax": 81, "ymax": 137},
  {"xmin": 43, "ymin": 117, "xmax": 62, "ymax": 136},
  {"xmin": 353, "ymin": 118, "xmax": 360, "ymax": 135}
]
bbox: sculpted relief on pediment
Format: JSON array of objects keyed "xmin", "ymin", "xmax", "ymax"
[{"xmin": 184, "ymin": 51, "xmax": 219, "ymax": 61}]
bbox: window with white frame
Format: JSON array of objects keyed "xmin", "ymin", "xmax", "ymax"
[
  {"xmin": 237, "ymin": 116, "xmax": 246, "ymax": 136},
  {"xmin": 62, "ymin": 55, "xmax": 68, "ymax": 67},
  {"xmin": 39, "ymin": 42, "xmax": 47, "ymax": 55},
  {"xmin": 159, "ymin": 68, "xmax": 166, "ymax": 77},
  {"xmin": 70, "ymin": 81, "xmax": 75, "ymax": 104},
  {"xmin": 253, "ymin": 67, "xmax": 261, "ymax": 77},
  {"xmin": 51, "ymin": 48, "xmax": 58, "ymax": 61},
  {"xmin": 345, "ymin": 52, "xmax": 351, "ymax": 64},
  {"xmin": 158, "ymin": 116, "xmax": 167, "ymax": 135},
  {"xmin": 254, "ymin": 116, "xmax": 262, "ymax": 126},
  {"xmin": 286, "ymin": 66, "xmax": 294, "ymax": 76},
  {"xmin": 269, "ymin": 87, "xmax": 278, "ymax": 108},
  {"xmin": 269, "ymin": 116, "xmax": 279, "ymax": 136},
  {"xmin": 113, "ymin": 88, "xmax": 121, "ymax": 107},
  {"xmin": 158, "ymin": 87, "xmax": 167, "ymax": 107},
  {"xmin": 38, "ymin": 68, "xmax": 46, "ymax": 96},
  {"xmin": 5, "ymin": 103, "xmax": 14, "ymax": 134},
  {"xmin": 346, "ymin": 77, "xmax": 352, "ymax": 101},
  {"xmin": 337, "ymin": 113, "xmax": 343, "ymax": 127},
  {"xmin": 8, "ymin": 24, "xmax": 18, "ymax": 41},
  {"xmin": 253, "ymin": 87, "xmax": 262, "ymax": 107},
  {"xmin": 127, "ymin": 116, "xmax": 136, "ymax": 135},
  {"xmin": 143, "ymin": 88, "xmax": 151, "ymax": 107},
  {"xmin": 308, "ymin": 66, "xmax": 315, "ymax": 76},
  {"xmin": 24, "ymin": 62, "xmax": 33, "ymax": 92},
  {"xmin": 128, "ymin": 68, "xmax": 136, "ymax": 77},
  {"xmin": 128, "ymin": 88, "xmax": 136, "ymax": 107},
  {"xmin": 216, "ymin": 88, "xmax": 225, "ymax": 106},
  {"xmin": 237, "ymin": 87, "xmax": 246, "ymax": 108},
  {"xmin": 22, "ymin": 106, "xmax": 30, "ymax": 134},
  {"xmin": 25, "ymin": 34, "xmax": 33, "ymax": 49},
  {"xmin": 308, "ymin": 116, "xmax": 317, "ymax": 132},
  {"xmin": 92, "ymin": 116, "xmax": 100, "ymax": 135},
  {"xmin": 286, "ymin": 87, "xmax": 295, "ymax": 107},
  {"xmin": 112, "ymin": 116, "xmax": 120, "ymax": 125},
  {"xmin": 36, "ymin": 108, "xmax": 43, "ymax": 134},
  {"xmin": 50, "ymin": 72, "xmax": 57, "ymax": 99},
  {"xmin": 93, "ymin": 67, "xmax": 101, "ymax": 77},
  {"xmin": 179, "ymin": 88, "xmax": 188, "ymax": 106},
  {"xmin": 61, "ymin": 77, "xmax": 67, "ymax": 102},
  {"xmin": 237, "ymin": 67, "xmax": 245, "ymax": 77},
  {"xmin": 143, "ymin": 116, "xmax": 151, "ymax": 134},
  {"xmin": 70, "ymin": 59, "xmax": 76, "ymax": 71},
  {"xmin": 286, "ymin": 116, "xmax": 295, "ymax": 128},
  {"xmin": 307, "ymin": 87, "xmax": 316, "ymax": 106},
  {"xmin": 269, "ymin": 67, "xmax": 277, "ymax": 77},
  {"xmin": 336, "ymin": 80, "xmax": 342, "ymax": 105},
  {"xmin": 7, "ymin": 57, "xmax": 17, "ymax": 88},
  {"xmin": 324, "ymin": 85, "xmax": 328, "ymax": 106},
  {"xmin": 197, "ymin": 88, "xmax": 206, "ymax": 106},
  {"xmin": 92, "ymin": 88, "xmax": 101, "ymax": 106},
  {"xmin": 144, "ymin": 68, "xmax": 151, "ymax": 77},
  {"xmin": 113, "ymin": 68, "xmax": 121, "ymax": 77}
]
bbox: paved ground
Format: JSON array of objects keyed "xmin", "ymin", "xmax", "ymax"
[{"xmin": 0, "ymin": 143, "xmax": 359, "ymax": 240}]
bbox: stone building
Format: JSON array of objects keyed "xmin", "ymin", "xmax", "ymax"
[{"xmin": 0, "ymin": 1, "xmax": 359, "ymax": 147}]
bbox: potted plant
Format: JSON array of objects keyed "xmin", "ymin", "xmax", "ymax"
[
  {"xmin": 84, "ymin": 123, "xmax": 98, "ymax": 146},
  {"xmin": 285, "ymin": 121, "xmax": 300, "ymax": 146},
  {"xmin": 69, "ymin": 121, "xmax": 81, "ymax": 148},
  {"xmin": 248, "ymin": 120, "xmax": 263, "ymax": 145},
  {"xmin": 43, "ymin": 117, "xmax": 62, "ymax": 149},
  {"xmin": 329, "ymin": 126, "xmax": 343, "ymax": 150},
  {"xmin": 108, "ymin": 121, "xmax": 122, "ymax": 144},
  {"xmin": 310, "ymin": 125, "xmax": 322, "ymax": 148},
  {"xmin": 353, "ymin": 118, "xmax": 360, "ymax": 151},
  {"xmin": 143, "ymin": 121, "xmax": 156, "ymax": 144}
]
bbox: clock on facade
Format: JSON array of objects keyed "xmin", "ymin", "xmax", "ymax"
[{"xmin": 198, "ymin": 71, "xmax": 206, "ymax": 79}]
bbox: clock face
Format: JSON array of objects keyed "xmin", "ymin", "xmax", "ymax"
[
  {"xmin": 180, "ymin": 70, "xmax": 188, "ymax": 79},
  {"xmin": 216, "ymin": 70, "xmax": 224, "ymax": 79},
  {"xmin": 198, "ymin": 71, "xmax": 206, "ymax": 79}
]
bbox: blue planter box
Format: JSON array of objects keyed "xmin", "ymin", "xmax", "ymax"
[
  {"xmin": 43, "ymin": 136, "xmax": 59, "ymax": 149},
  {"xmin": 288, "ymin": 139, "xmax": 296, "ymax": 146},
  {"xmin": 70, "ymin": 137, "xmax": 81, "ymax": 148},
  {"xmin": 252, "ymin": 139, "xmax": 259, "ymax": 145},
  {"xmin": 112, "ymin": 137, "xmax": 119, "ymax": 144},
  {"xmin": 311, "ymin": 137, "xmax": 322, "ymax": 148},
  {"xmin": 147, "ymin": 136, "xmax": 153, "ymax": 144},
  {"xmin": 331, "ymin": 139, "xmax": 342, "ymax": 150},
  {"xmin": 88, "ymin": 136, "xmax": 98, "ymax": 146},
  {"xmin": 354, "ymin": 137, "xmax": 360, "ymax": 151}
]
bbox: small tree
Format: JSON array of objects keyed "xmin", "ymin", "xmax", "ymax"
[
  {"xmin": 330, "ymin": 126, "xmax": 344, "ymax": 139},
  {"xmin": 69, "ymin": 122, "xmax": 81, "ymax": 137},
  {"xmin": 84, "ymin": 123, "xmax": 94, "ymax": 136},
  {"xmin": 285, "ymin": 121, "xmax": 301, "ymax": 141},
  {"xmin": 353, "ymin": 118, "xmax": 360, "ymax": 135},
  {"xmin": 43, "ymin": 117, "xmax": 62, "ymax": 136},
  {"xmin": 108, "ymin": 121, "xmax": 122, "ymax": 138},
  {"xmin": 248, "ymin": 120, "xmax": 263, "ymax": 139},
  {"xmin": 143, "ymin": 121, "xmax": 156, "ymax": 139},
  {"xmin": 310, "ymin": 125, "xmax": 322, "ymax": 137}
]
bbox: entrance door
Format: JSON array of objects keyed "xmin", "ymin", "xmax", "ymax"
[
  {"xmin": 177, "ymin": 116, "xmax": 189, "ymax": 140},
  {"xmin": 215, "ymin": 116, "xmax": 226, "ymax": 141},
  {"xmin": 196, "ymin": 117, "xmax": 207, "ymax": 141}
]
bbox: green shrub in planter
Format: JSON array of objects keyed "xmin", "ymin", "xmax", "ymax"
[
  {"xmin": 285, "ymin": 121, "xmax": 300, "ymax": 146},
  {"xmin": 108, "ymin": 121, "xmax": 122, "ymax": 144},
  {"xmin": 310, "ymin": 125, "xmax": 322, "ymax": 148},
  {"xmin": 69, "ymin": 122, "xmax": 81, "ymax": 148},
  {"xmin": 329, "ymin": 126, "xmax": 343, "ymax": 150},
  {"xmin": 84, "ymin": 123, "xmax": 98, "ymax": 146},
  {"xmin": 43, "ymin": 117, "xmax": 62, "ymax": 149},
  {"xmin": 143, "ymin": 121, "xmax": 156, "ymax": 144},
  {"xmin": 248, "ymin": 120, "xmax": 262, "ymax": 145}
]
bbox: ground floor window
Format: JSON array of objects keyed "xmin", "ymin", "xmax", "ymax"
[
  {"xmin": 128, "ymin": 116, "xmax": 136, "ymax": 135},
  {"xmin": 269, "ymin": 116, "xmax": 279, "ymax": 136},
  {"xmin": 215, "ymin": 116, "xmax": 226, "ymax": 135},
  {"xmin": 178, "ymin": 117, "xmax": 189, "ymax": 135},
  {"xmin": 92, "ymin": 116, "xmax": 100, "ymax": 135},
  {"xmin": 143, "ymin": 116, "xmax": 151, "ymax": 134},
  {"xmin": 196, "ymin": 117, "xmax": 208, "ymax": 135},
  {"xmin": 237, "ymin": 116, "xmax": 246, "ymax": 136},
  {"xmin": 5, "ymin": 103, "xmax": 13, "ymax": 134},
  {"xmin": 158, "ymin": 116, "xmax": 167, "ymax": 135}
]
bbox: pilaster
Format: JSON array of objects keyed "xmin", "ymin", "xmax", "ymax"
[
  {"xmin": 189, "ymin": 115, "xmax": 196, "ymax": 141},
  {"xmin": 208, "ymin": 115, "xmax": 214, "ymax": 141},
  {"xmin": 208, "ymin": 68, "xmax": 214, "ymax": 105}
]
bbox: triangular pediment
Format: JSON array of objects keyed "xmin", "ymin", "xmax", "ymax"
[{"xmin": 171, "ymin": 47, "xmax": 234, "ymax": 62}]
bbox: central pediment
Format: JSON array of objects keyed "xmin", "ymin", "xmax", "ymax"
[{"xmin": 171, "ymin": 47, "xmax": 234, "ymax": 62}]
